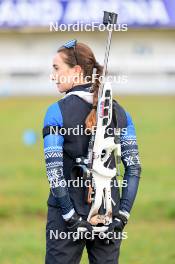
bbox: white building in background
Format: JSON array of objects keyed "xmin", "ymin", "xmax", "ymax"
[
  {"xmin": 0, "ymin": 29, "xmax": 175, "ymax": 96},
  {"xmin": 0, "ymin": 0, "xmax": 175, "ymax": 95}
]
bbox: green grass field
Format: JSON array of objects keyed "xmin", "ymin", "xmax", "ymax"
[{"xmin": 0, "ymin": 96, "xmax": 175, "ymax": 264}]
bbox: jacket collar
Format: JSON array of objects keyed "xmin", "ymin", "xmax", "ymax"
[{"xmin": 66, "ymin": 83, "xmax": 92, "ymax": 94}]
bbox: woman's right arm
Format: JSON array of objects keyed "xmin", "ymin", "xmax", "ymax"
[{"xmin": 43, "ymin": 102, "xmax": 75, "ymax": 220}]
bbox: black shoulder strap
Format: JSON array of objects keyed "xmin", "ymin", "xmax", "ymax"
[
  {"xmin": 42, "ymin": 125, "xmax": 62, "ymax": 138},
  {"xmin": 112, "ymin": 101, "xmax": 118, "ymax": 128}
]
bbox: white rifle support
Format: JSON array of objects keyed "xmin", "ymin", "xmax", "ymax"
[
  {"xmin": 87, "ymin": 83, "xmax": 122, "ymax": 226},
  {"xmin": 87, "ymin": 82, "xmax": 118, "ymax": 224}
]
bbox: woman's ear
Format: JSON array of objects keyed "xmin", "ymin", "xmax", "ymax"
[{"xmin": 74, "ymin": 65, "xmax": 82, "ymax": 74}]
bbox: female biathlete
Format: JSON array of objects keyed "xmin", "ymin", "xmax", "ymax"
[{"xmin": 43, "ymin": 40, "xmax": 141, "ymax": 264}]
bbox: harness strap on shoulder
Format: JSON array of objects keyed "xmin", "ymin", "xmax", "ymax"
[
  {"xmin": 42, "ymin": 125, "xmax": 62, "ymax": 138},
  {"xmin": 112, "ymin": 102, "xmax": 118, "ymax": 129}
]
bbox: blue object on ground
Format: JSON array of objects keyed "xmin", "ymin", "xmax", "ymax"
[{"xmin": 22, "ymin": 129, "xmax": 37, "ymax": 146}]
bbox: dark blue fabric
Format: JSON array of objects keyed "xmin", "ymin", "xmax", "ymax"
[
  {"xmin": 45, "ymin": 205, "xmax": 122, "ymax": 264},
  {"xmin": 57, "ymin": 92, "xmax": 93, "ymax": 216}
]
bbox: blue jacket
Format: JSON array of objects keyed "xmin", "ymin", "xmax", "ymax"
[{"xmin": 43, "ymin": 84, "xmax": 141, "ymax": 220}]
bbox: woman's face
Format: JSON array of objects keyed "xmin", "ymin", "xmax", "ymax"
[{"xmin": 52, "ymin": 52, "xmax": 82, "ymax": 93}]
